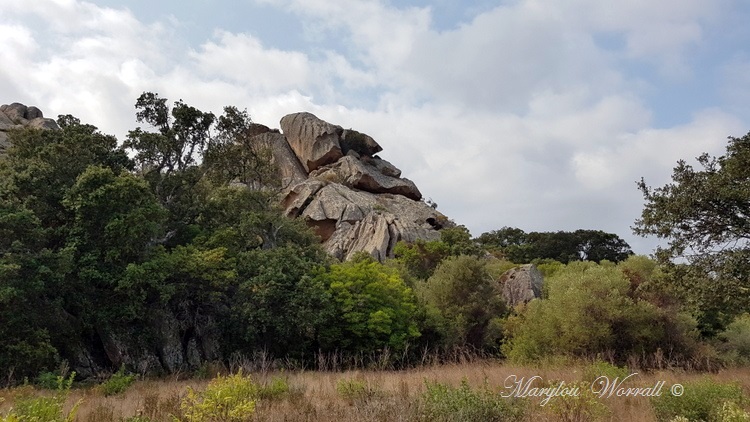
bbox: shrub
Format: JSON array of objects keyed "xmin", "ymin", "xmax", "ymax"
[
  {"xmin": 418, "ymin": 255, "xmax": 506, "ymax": 351},
  {"xmin": 336, "ymin": 378, "xmax": 380, "ymax": 403},
  {"xmin": 503, "ymin": 262, "xmax": 699, "ymax": 365},
  {"xmin": 718, "ymin": 313, "xmax": 750, "ymax": 366},
  {"xmin": 100, "ymin": 366, "xmax": 136, "ymax": 396},
  {"xmin": 317, "ymin": 254, "xmax": 420, "ymax": 354},
  {"xmin": 418, "ymin": 379, "xmax": 526, "ymax": 422},
  {"xmin": 180, "ymin": 371, "xmax": 257, "ymax": 422},
  {"xmin": 257, "ymin": 377, "xmax": 290, "ymax": 400},
  {"xmin": 650, "ymin": 378, "xmax": 746, "ymax": 422},
  {"xmin": 1, "ymin": 373, "xmax": 80, "ymax": 422}
]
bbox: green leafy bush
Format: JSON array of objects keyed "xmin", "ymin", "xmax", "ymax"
[
  {"xmin": 100, "ymin": 366, "xmax": 136, "ymax": 396},
  {"xmin": 718, "ymin": 313, "xmax": 750, "ymax": 366},
  {"xmin": 418, "ymin": 255, "xmax": 506, "ymax": 351},
  {"xmin": 650, "ymin": 378, "xmax": 746, "ymax": 421},
  {"xmin": 317, "ymin": 254, "xmax": 420, "ymax": 354},
  {"xmin": 1, "ymin": 373, "xmax": 80, "ymax": 422},
  {"xmin": 257, "ymin": 377, "xmax": 290, "ymax": 400},
  {"xmin": 418, "ymin": 379, "xmax": 525, "ymax": 422},
  {"xmin": 503, "ymin": 262, "xmax": 699, "ymax": 365},
  {"xmin": 180, "ymin": 371, "xmax": 257, "ymax": 422}
]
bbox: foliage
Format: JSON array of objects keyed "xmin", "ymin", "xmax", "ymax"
[
  {"xmin": 1, "ymin": 373, "xmax": 80, "ymax": 422},
  {"xmin": 503, "ymin": 262, "xmax": 699, "ymax": 365},
  {"xmin": 257, "ymin": 377, "xmax": 290, "ymax": 401},
  {"xmin": 418, "ymin": 255, "xmax": 506, "ymax": 351},
  {"xmin": 581, "ymin": 360, "xmax": 630, "ymax": 383},
  {"xmin": 418, "ymin": 379, "xmax": 526, "ymax": 422},
  {"xmin": 180, "ymin": 371, "xmax": 257, "ymax": 422},
  {"xmin": 650, "ymin": 378, "xmax": 746, "ymax": 422},
  {"xmin": 634, "ymin": 132, "xmax": 750, "ymax": 328},
  {"xmin": 336, "ymin": 378, "xmax": 381, "ymax": 404},
  {"xmin": 717, "ymin": 313, "xmax": 750, "ymax": 366},
  {"xmin": 317, "ymin": 254, "xmax": 420, "ymax": 354},
  {"xmin": 100, "ymin": 366, "xmax": 136, "ymax": 396},
  {"xmin": 477, "ymin": 227, "xmax": 633, "ymax": 264}
]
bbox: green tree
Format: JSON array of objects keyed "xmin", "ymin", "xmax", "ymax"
[
  {"xmin": 418, "ymin": 255, "xmax": 506, "ymax": 351},
  {"xmin": 477, "ymin": 227, "xmax": 632, "ymax": 264},
  {"xmin": 634, "ymin": 132, "xmax": 750, "ymax": 332},
  {"xmin": 316, "ymin": 254, "xmax": 420, "ymax": 354}
]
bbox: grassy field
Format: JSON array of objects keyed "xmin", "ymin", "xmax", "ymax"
[{"xmin": 2, "ymin": 361, "xmax": 750, "ymax": 421}]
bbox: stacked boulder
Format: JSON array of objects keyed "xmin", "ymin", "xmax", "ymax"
[
  {"xmin": 0, "ymin": 103, "xmax": 60, "ymax": 153},
  {"xmin": 254, "ymin": 111, "xmax": 449, "ymax": 261}
]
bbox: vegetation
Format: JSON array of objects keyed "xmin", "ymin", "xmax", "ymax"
[{"xmin": 2, "ymin": 92, "xmax": 750, "ymax": 421}]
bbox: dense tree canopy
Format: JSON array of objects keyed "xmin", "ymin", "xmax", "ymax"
[{"xmin": 477, "ymin": 227, "xmax": 633, "ymax": 264}]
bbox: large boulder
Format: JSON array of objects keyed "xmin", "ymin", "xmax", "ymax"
[
  {"xmin": 498, "ymin": 264, "xmax": 544, "ymax": 308},
  {"xmin": 310, "ymin": 155, "xmax": 422, "ymax": 200},
  {"xmin": 280, "ymin": 112, "xmax": 345, "ymax": 172}
]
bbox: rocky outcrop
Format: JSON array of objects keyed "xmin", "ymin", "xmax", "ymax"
[
  {"xmin": 277, "ymin": 112, "xmax": 449, "ymax": 261},
  {"xmin": 310, "ymin": 155, "xmax": 422, "ymax": 200},
  {"xmin": 279, "ymin": 112, "xmax": 345, "ymax": 172},
  {"xmin": 498, "ymin": 264, "xmax": 544, "ymax": 308},
  {"xmin": 0, "ymin": 103, "xmax": 60, "ymax": 153}
]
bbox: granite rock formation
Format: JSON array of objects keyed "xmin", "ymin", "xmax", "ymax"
[
  {"xmin": 0, "ymin": 102, "xmax": 60, "ymax": 153},
  {"xmin": 274, "ymin": 112, "xmax": 449, "ymax": 261}
]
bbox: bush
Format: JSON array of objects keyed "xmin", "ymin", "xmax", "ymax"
[
  {"xmin": 718, "ymin": 313, "xmax": 750, "ymax": 366},
  {"xmin": 418, "ymin": 255, "xmax": 507, "ymax": 351},
  {"xmin": 503, "ymin": 262, "xmax": 699, "ymax": 365},
  {"xmin": 257, "ymin": 377, "xmax": 290, "ymax": 400},
  {"xmin": 317, "ymin": 254, "xmax": 420, "ymax": 354},
  {"xmin": 418, "ymin": 379, "xmax": 525, "ymax": 422},
  {"xmin": 1, "ymin": 373, "xmax": 80, "ymax": 422},
  {"xmin": 336, "ymin": 378, "xmax": 381, "ymax": 404},
  {"xmin": 100, "ymin": 366, "xmax": 136, "ymax": 396},
  {"xmin": 180, "ymin": 371, "xmax": 257, "ymax": 422},
  {"xmin": 650, "ymin": 378, "xmax": 746, "ymax": 422}
]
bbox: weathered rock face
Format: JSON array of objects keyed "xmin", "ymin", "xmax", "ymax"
[
  {"xmin": 279, "ymin": 112, "xmax": 345, "ymax": 172},
  {"xmin": 0, "ymin": 102, "xmax": 60, "ymax": 154},
  {"xmin": 498, "ymin": 264, "xmax": 544, "ymax": 308},
  {"xmin": 277, "ymin": 112, "xmax": 448, "ymax": 261}
]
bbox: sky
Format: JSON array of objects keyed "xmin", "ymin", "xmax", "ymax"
[{"xmin": 2, "ymin": 0, "xmax": 750, "ymax": 255}]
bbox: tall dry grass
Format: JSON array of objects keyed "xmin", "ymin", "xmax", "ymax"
[{"xmin": 2, "ymin": 361, "xmax": 750, "ymax": 421}]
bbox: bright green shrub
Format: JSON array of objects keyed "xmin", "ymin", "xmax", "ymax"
[
  {"xmin": 100, "ymin": 366, "xmax": 136, "ymax": 396},
  {"xmin": 650, "ymin": 378, "xmax": 746, "ymax": 422},
  {"xmin": 180, "ymin": 371, "xmax": 258, "ymax": 422},
  {"xmin": 317, "ymin": 254, "xmax": 420, "ymax": 354},
  {"xmin": 418, "ymin": 379, "xmax": 525, "ymax": 422}
]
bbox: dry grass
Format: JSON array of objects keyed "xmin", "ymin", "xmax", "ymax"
[{"xmin": 2, "ymin": 361, "xmax": 750, "ymax": 421}]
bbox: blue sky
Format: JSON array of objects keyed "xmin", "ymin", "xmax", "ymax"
[{"xmin": 2, "ymin": 0, "xmax": 750, "ymax": 254}]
